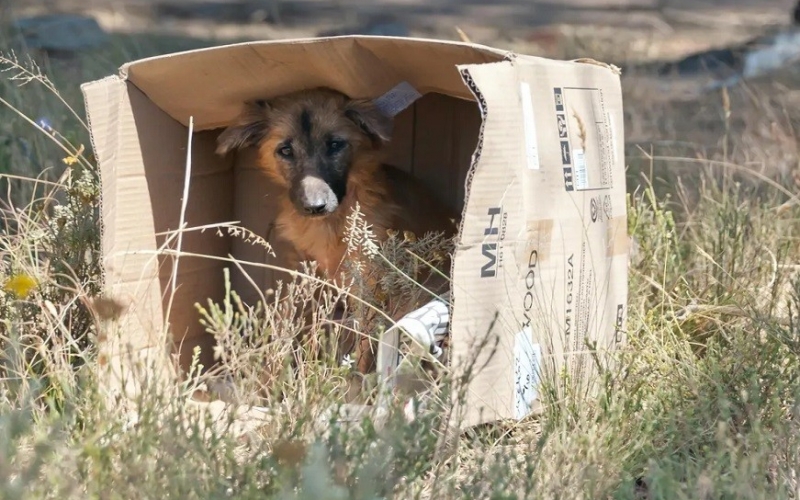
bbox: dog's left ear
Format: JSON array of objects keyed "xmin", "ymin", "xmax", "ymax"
[{"xmin": 345, "ymin": 98, "xmax": 392, "ymax": 145}]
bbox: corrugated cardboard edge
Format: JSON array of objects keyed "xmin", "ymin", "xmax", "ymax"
[
  {"xmin": 79, "ymin": 76, "xmax": 116, "ymax": 293},
  {"xmin": 444, "ymin": 50, "xmax": 521, "ymax": 339},
  {"xmin": 450, "ymin": 59, "xmax": 521, "ymax": 426}
]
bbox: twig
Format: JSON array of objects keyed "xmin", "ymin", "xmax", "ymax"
[
  {"xmin": 166, "ymin": 116, "xmax": 194, "ymax": 324},
  {"xmin": 455, "ymin": 26, "xmax": 472, "ymax": 44}
]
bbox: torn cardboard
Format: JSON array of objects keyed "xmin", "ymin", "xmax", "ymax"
[{"xmin": 81, "ymin": 35, "xmax": 628, "ymax": 430}]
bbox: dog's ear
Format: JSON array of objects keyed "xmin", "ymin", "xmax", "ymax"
[
  {"xmin": 216, "ymin": 99, "xmax": 271, "ymax": 155},
  {"xmin": 345, "ymin": 98, "xmax": 392, "ymax": 145}
]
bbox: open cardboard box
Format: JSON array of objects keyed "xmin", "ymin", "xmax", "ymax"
[{"xmin": 81, "ymin": 36, "xmax": 629, "ymax": 430}]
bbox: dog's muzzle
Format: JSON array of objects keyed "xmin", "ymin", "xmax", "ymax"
[{"xmin": 297, "ymin": 176, "xmax": 338, "ymax": 216}]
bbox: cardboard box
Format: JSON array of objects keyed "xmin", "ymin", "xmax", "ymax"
[{"xmin": 80, "ymin": 36, "xmax": 629, "ymax": 428}]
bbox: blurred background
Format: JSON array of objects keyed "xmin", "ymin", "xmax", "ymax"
[
  {"xmin": 2, "ymin": 0, "xmax": 800, "ymax": 200},
  {"xmin": 2, "ymin": 0, "xmax": 798, "ymax": 69},
  {"xmin": 0, "ymin": 0, "xmax": 794, "ymax": 70}
]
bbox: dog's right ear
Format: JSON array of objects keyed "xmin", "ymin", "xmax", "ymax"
[
  {"xmin": 345, "ymin": 98, "xmax": 393, "ymax": 145},
  {"xmin": 215, "ymin": 100, "xmax": 271, "ymax": 155}
]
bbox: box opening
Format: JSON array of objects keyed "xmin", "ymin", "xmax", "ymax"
[{"xmin": 141, "ymin": 90, "xmax": 482, "ymax": 376}]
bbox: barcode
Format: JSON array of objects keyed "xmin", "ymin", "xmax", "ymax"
[{"xmin": 573, "ymin": 149, "xmax": 588, "ymax": 190}]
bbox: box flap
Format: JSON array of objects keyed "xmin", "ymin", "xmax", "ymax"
[
  {"xmin": 81, "ymin": 73, "xmax": 237, "ymax": 394},
  {"xmin": 451, "ymin": 55, "xmax": 628, "ymax": 427},
  {"xmin": 115, "ymin": 36, "xmax": 510, "ymax": 131},
  {"xmin": 81, "ymin": 75, "xmax": 180, "ymax": 397}
]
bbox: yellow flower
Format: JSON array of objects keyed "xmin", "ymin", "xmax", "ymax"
[
  {"xmin": 3, "ymin": 274, "xmax": 38, "ymax": 299},
  {"xmin": 62, "ymin": 144, "xmax": 85, "ymax": 166}
]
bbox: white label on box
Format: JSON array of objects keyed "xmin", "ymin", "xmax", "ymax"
[
  {"xmin": 573, "ymin": 148, "xmax": 589, "ymax": 190},
  {"xmin": 519, "ymin": 81, "xmax": 541, "ymax": 170},
  {"xmin": 374, "ymin": 81, "xmax": 423, "ymax": 118},
  {"xmin": 514, "ymin": 327, "xmax": 540, "ymax": 419}
]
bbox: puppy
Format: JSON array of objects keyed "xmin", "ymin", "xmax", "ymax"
[{"xmin": 216, "ymin": 86, "xmax": 459, "ymax": 373}]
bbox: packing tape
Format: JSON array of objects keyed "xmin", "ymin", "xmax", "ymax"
[
  {"xmin": 373, "ymin": 81, "xmax": 423, "ymax": 118},
  {"xmin": 524, "ymin": 218, "xmax": 553, "ymax": 264},
  {"xmin": 606, "ymin": 215, "xmax": 629, "ymax": 257}
]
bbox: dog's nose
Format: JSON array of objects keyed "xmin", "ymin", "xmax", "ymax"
[
  {"xmin": 298, "ymin": 176, "xmax": 334, "ymax": 215},
  {"xmin": 303, "ymin": 202, "xmax": 327, "ymax": 215}
]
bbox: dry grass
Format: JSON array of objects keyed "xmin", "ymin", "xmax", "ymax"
[{"xmin": 3, "ymin": 18, "xmax": 800, "ymax": 499}]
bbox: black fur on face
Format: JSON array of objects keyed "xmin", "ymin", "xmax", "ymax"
[{"xmin": 216, "ymin": 87, "xmax": 392, "ymax": 217}]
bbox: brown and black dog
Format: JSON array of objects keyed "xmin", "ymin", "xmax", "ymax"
[{"xmin": 216, "ymin": 86, "xmax": 459, "ymax": 373}]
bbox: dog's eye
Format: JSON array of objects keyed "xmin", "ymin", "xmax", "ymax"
[
  {"xmin": 276, "ymin": 145, "xmax": 293, "ymax": 158},
  {"xmin": 327, "ymin": 139, "xmax": 346, "ymax": 155}
]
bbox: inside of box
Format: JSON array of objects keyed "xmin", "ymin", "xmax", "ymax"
[{"xmin": 150, "ymin": 91, "xmax": 482, "ymax": 376}]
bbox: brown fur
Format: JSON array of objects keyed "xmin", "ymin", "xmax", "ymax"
[{"xmin": 217, "ymin": 87, "xmax": 459, "ymax": 375}]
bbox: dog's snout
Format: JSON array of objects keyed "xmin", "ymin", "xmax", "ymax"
[
  {"xmin": 296, "ymin": 175, "xmax": 337, "ymax": 216},
  {"xmin": 303, "ymin": 200, "xmax": 328, "ymax": 215}
]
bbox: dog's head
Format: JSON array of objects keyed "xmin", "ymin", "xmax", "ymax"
[{"xmin": 216, "ymin": 87, "xmax": 392, "ymax": 217}]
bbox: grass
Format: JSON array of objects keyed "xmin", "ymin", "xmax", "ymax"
[{"xmin": 2, "ymin": 19, "xmax": 800, "ymax": 500}]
